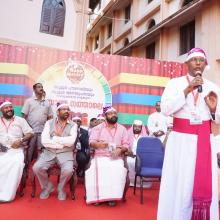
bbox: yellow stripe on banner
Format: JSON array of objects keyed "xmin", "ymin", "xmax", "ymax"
[
  {"xmin": 109, "ymin": 73, "xmax": 170, "ymax": 87},
  {"xmin": 0, "ymin": 63, "xmax": 29, "ymax": 75}
]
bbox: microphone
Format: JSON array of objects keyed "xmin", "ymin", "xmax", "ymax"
[
  {"xmin": 198, "ymin": 85, "xmax": 202, "ymax": 93},
  {"xmin": 196, "ymin": 71, "xmax": 202, "ymax": 93}
]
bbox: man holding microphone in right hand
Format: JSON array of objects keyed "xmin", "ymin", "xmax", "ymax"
[{"xmin": 157, "ymin": 48, "xmax": 220, "ymax": 220}]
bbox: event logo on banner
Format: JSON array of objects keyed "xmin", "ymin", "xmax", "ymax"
[{"xmin": 37, "ymin": 59, "xmax": 112, "ymax": 125}]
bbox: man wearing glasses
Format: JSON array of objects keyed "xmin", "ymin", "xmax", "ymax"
[
  {"xmin": 33, "ymin": 103, "xmax": 77, "ymax": 201},
  {"xmin": 157, "ymin": 48, "xmax": 220, "ymax": 220}
]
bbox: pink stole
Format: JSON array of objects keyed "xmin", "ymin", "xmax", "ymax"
[{"xmin": 173, "ymin": 117, "xmax": 212, "ymax": 220}]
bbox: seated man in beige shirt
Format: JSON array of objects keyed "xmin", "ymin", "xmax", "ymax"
[{"xmin": 33, "ymin": 103, "xmax": 77, "ymax": 201}]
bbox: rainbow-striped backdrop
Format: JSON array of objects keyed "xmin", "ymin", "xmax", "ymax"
[{"xmin": 0, "ymin": 44, "xmax": 186, "ymax": 125}]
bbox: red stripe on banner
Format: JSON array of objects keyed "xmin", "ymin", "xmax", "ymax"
[
  {"xmin": 0, "ymin": 74, "xmax": 31, "ymax": 85},
  {"xmin": 114, "ymin": 104, "xmax": 155, "ymax": 115},
  {"xmin": 111, "ymin": 84, "xmax": 164, "ymax": 96},
  {"xmin": 0, "ymin": 95, "xmax": 26, "ymax": 106}
]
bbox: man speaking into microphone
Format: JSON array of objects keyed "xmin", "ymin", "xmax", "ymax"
[{"xmin": 157, "ymin": 48, "xmax": 220, "ymax": 220}]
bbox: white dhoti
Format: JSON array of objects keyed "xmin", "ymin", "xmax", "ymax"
[
  {"xmin": 0, "ymin": 149, "xmax": 24, "ymax": 202},
  {"xmin": 85, "ymin": 156, "xmax": 127, "ymax": 204},
  {"xmin": 157, "ymin": 132, "xmax": 219, "ymax": 220},
  {"xmin": 127, "ymin": 157, "xmax": 136, "ymax": 185}
]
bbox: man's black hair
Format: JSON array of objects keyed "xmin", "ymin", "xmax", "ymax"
[
  {"xmin": 90, "ymin": 118, "xmax": 97, "ymax": 122},
  {"xmin": 33, "ymin": 83, "xmax": 42, "ymax": 90}
]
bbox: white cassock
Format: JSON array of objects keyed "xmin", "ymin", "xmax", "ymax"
[
  {"xmin": 147, "ymin": 111, "xmax": 168, "ymax": 142},
  {"xmin": 157, "ymin": 74, "xmax": 220, "ymax": 220},
  {"xmin": 0, "ymin": 116, "xmax": 33, "ymax": 202}
]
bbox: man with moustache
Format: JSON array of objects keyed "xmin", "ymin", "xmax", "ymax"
[
  {"xmin": 147, "ymin": 101, "xmax": 170, "ymax": 143},
  {"xmin": 33, "ymin": 103, "xmax": 77, "ymax": 200},
  {"xmin": 127, "ymin": 120, "xmax": 148, "ymax": 186},
  {"xmin": 85, "ymin": 106, "xmax": 129, "ymax": 206},
  {"xmin": 22, "ymin": 83, "xmax": 53, "ymax": 162},
  {"xmin": 157, "ymin": 48, "xmax": 220, "ymax": 220},
  {"xmin": 0, "ymin": 101, "xmax": 33, "ymax": 202}
]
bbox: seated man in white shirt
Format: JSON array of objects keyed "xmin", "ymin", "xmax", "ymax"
[
  {"xmin": 33, "ymin": 103, "xmax": 77, "ymax": 201},
  {"xmin": 147, "ymin": 101, "xmax": 169, "ymax": 143},
  {"xmin": 127, "ymin": 120, "xmax": 147, "ymax": 183},
  {"xmin": 127, "ymin": 120, "xmax": 151, "ymax": 187},
  {"xmin": 0, "ymin": 101, "xmax": 33, "ymax": 202}
]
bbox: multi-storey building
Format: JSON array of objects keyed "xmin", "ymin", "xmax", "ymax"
[
  {"xmin": 86, "ymin": 0, "xmax": 220, "ymax": 85},
  {"xmin": 0, "ymin": 0, "xmax": 89, "ymax": 52}
]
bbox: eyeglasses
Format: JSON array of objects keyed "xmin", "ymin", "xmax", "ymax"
[{"xmin": 189, "ymin": 57, "xmax": 206, "ymax": 63}]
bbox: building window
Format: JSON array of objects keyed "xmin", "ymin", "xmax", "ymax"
[
  {"xmin": 146, "ymin": 42, "xmax": 155, "ymax": 59},
  {"xmin": 107, "ymin": 23, "xmax": 112, "ymax": 38},
  {"xmin": 89, "ymin": 0, "xmax": 101, "ymax": 12},
  {"xmin": 40, "ymin": 0, "xmax": 66, "ymax": 37},
  {"xmin": 124, "ymin": 38, "xmax": 129, "ymax": 47},
  {"xmin": 148, "ymin": 19, "xmax": 156, "ymax": 30},
  {"xmin": 124, "ymin": 5, "xmax": 131, "ymax": 24},
  {"xmin": 182, "ymin": 0, "xmax": 194, "ymax": 6},
  {"xmin": 180, "ymin": 20, "xmax": 195, "ymax": 55},
  {"xmin": 94, "ymin": 35, "xmax": 99, "ymax": 49}
]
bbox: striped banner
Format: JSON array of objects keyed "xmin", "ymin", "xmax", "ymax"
[
  {"xmin": 0, "ymin": 43, "xmax": 186, "ymax": 126},
  {"xmin": 110, "ymin": 73, "xmax": 168, "ymax": 124}
]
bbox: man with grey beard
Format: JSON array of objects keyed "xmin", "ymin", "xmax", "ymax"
[
  {"xmin": 0, "ymin": 101, "xmax": 33, "ymax": 202},
  {"xmin": 33, "ymin": 103, "xmax": 77, "ymax": 201}
]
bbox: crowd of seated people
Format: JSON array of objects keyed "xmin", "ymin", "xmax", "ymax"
[
  {"xmin": 0, "ymin": 86, "xmax": 174, "ymax": 204},
  {"xmin": 4, "ymin": 82, "xmax": 220, "ymax": 208}
]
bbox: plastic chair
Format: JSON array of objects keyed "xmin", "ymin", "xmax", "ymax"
[{"xmin": 134, "ymin": 137, "xmax": 164, "ymax": 204}]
